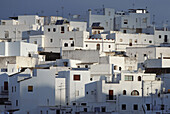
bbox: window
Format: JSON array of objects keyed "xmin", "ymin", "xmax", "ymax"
[
  {"xmin": 53, "ymin": 28, "xmax": 56, "ymax": 32},
  {"xmin": 71, "ymin": 41, "xmax": 74, "ymax": 47},
  {"xmin": 86, "ymin": 44, "xmax": 88, "ymax": 47},
  {"xmin": 101, "ymin": 107, "xmax": 106, "ymax": 112},
  {"xmin": 40, "ymin": 110, "xmax": 42, "ymax": 114},
  {"xmin": 114, "ymin": 65, "xmax": 118, "ymax": 70},
  {"xmin": 84, "ymin": 108, "xmax": 87, "ymax": 112},
  {"xmin": 34, "ymin": 41, "xmax": 37, "ymax": 44},
  {"xmin": 48, "ymin": 28, "xmax": 50, "ymax": 32},
  {"xmin": 96, "ymin": 44, "xmax": 100, "ymax": 50},
  {"xmin": 122, "ymin": 104, "xmax": 126, "ymax": 110},
  {"xmin": 108, "ymin": 45, "xmax": 111, "ymax": 48},
  {"xmin": 120, "ymin": 39, "xmax": 123, "ymax": 42},
  {"xmin": 64, "ymin": 43, "xmax": 68, "ymax": 47},
  {"xmin": 144, "ymin": 54, "xmax": 147, "ymax": 57},
  {"xmin": 146, "ymin": 104, "xmax": 150, "ymax": 110},
  {"xmin": 125, "ymin": 75, "xmax": 133, "ymax": 81},
  {"xmin": 50, "ymin": 39, "xmax": 53, "ymax": 43},
  {"xmin": 135, "ymin": 39, "xmax": 137, "ymax": 43},
  {"xmin": 119, "ymin": 67, "xmax": 122, "ymax": 71},
  {"xmin": 138, "ymin": 76, "xmax": 141, "ymax": 81},
  {"xmin": 63, "ymin": 62, "xmax": 68, "ymax": 67},
  {"xmin": 4, "ymin": 82, "xmax": 8, "ymax": 91},
  {"xmin": 109, "ymin": 90, "xmax": 114, "ymax": 100},
  {"xmin": 124, "ymin": 19, "xmax": 128, "ymax": 24},
  {"xmin": 159, "ymin": 35, "xmax": 161, "ymax": 39},
  {"xmin": 85, "ymin": 65, "xmax": 88, "ymax": 68},
  {"xmin": 123, "ymin": 30, "xmax": 126, "ymax": 33},
  {"xmin": 164, "ymin": 35, "xmax": 168, "ymax": 42},
  {"xmin": 28, "ymin": 86, "xmax": 33, "ymax": 92},
  {"xmin": 123, "ymin": 90, "xmax": 126, "ymax": 95},
  {"xmin": 133, "ymin": 104, "xmax": 138, "ymax": 110},
  {"xmin": 70, "ymin": 38, "xmax": 73, "ymax": 40},
  {"xmin": 131, "ymin": 90, "xmax": 139, "ymax": 96},
  {"xmin": 4, "ymin": 31, "xmax": 9, "ymax": 38},
  {"xmin": 12, "ymin": 86, "xmax": 13, "ymax": 93},
  {"xmin": 73, "ymin": 75, "xmax": 80, "ymax": 81},
  {"xmin": 73, "ymin": 103, "xmax": 76, "ymax": 105},
  {"xmin": 46, "ymin": 110, "xmax": 48, "ymax": 114},
  {"xmin": 149, "ymin": 40, "xmax": 152, "ymax": 43},
  {"xmin": 15, "ymin": 86, "xmax": 16, "ymax": 92},
  {"xmin": 61, "ymin": 26, "xmax": 64, "ymax": 33},
  {"xmin": 16, "ymin": 100, "xmax": 18, "ymax": 106},
  {"xmin": 81, "ymin": 103, "xmax": 87, "ymax": 106}
]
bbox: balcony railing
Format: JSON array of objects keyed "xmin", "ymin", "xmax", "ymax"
[{"xmin": 106, "ymin": 95, "xmax": 116, "ymax": 101}]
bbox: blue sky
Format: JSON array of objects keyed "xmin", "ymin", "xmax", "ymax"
[{"xmin": 0, "ymin": 0, "xmax": 170, "ymax": 25}]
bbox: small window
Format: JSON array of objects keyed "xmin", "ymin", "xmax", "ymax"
[
  {"xmin": 164, "ymin": 35, "xmax": 168, "ymax": 42},
  {"xmin": 119, "ymin": 67, "xmax": 122, "ymax": 71},
  {"xmin": 86, "ymin": 44, "xmax": 88, "ymax": 47},
  {"xmin": 85, "ymin": 65, "xmax": 88, "ymax": 68},
  {"xmin": 84, "ymin": 108, "xmax": 87, "ymax": 112},
  {"xmin": 101, "ymin": 107, "xmax": 106, "ymax": 112},
  {"xmin": 28, "ymin": 86, "xmax": 33, "ymax": 92},
  {"xmin": 144, "ymin": 54, "xmax": 147, "ymax": 57},
  {"xmin": 70, "ymin": 38, "xmax": 73, "ymax": 40},
  {"xmin": 159, "ymin": 35, "xmax": 161, "ymax": 39},
  {"xmin": 40, "ymin": 110, "xmax": 42, "ymax": 114},
  {"xmin": 86, "ymin": 92, "xmax": 88, "ymax": 94},
  {"xmin": 81, "ymin": 103, "xmax": 87, "ymax": 106},
  {"xmin": 120, "ymin": 39, "xmax": 123, "ymax": 42},
  {"xmin": 34, "ymin": 41, "xmax": 37, "ymax": 44},
  {"xmin": 138, "ymin": 76, "xmax": 141, "ymax": 81},
  {"xmin": 4, "ymin": 82, "xmax": 8, "ymax": 91},
  {"xmin": 133, "ymin": 104, "xmax": 138, "ymax": 110},
  {"xmin": 124, "ymin": 19, "xmax": 128, "ymax": 24},
  {"xmin": 61, "ymin": 26, "xmax": 64, "ymax": 33},
  {"xmin": 123, "ymin": 30, "xmax": 126, "ymax": 33},
  {"xmin": 125, "ymin": 75, "xmax": 133, "ymax": 81},
  {"xmin": 73, "ymin": 75, "xmax": 80, "ymax": 81},
  {"xmin": 16, "ymin": 100, "xmax": 18, "ymax": 106},
  {"xmin": 131, "ymin": 90, "xmax": 139, "ymax": 96},
  {"xmin": 122, "ymin": 104, "xmax": 126, "ymax": 110},
  {"xmin": 73, "ymin": 103, "xmax": 76, "ymax": 105},
  {"xmin": 90, "ymin": 78, "xmax": 93, "ymax": 81},
  {"xmin": 53, "ymin": 28, "xmax": 56, "ymax": 32},
  {"xmin": 15, "ymin": 86, "xmax": 16, "ymax": 92},
  {"xmin": 46, "ymin": 110, "xmax": 48, "ymax": 114},
  {"xmin": 48, "ymin": 28, "xmax": 50, "ymax": 32},
  {"xmin": 123, "ymin": 90, "xmax": 126, "ymax": 95},
  {"xmin": 146, "ymin": 104, "xmax": 150, "ymax": 110},
  {"xmin": 50, "ymin": 39, "xmax": 53, "ymax": 43},
  {"xmin": 108, "ymin": 45, "xmax": 111, "ymax": 48},
  {"xmin": 149, "ymin": 40, "xmax": 152, "ymax": 43},
  {"xmin": 12, "ymin": 86, "xmax": 13, "ymax": 93},
  {"xmin": 96, "ymin": 44, "xmax": 100, "ymax": 50},
  {"xmin": 64, "ymin": 43, "xmax": 68, "ymax": 47}
]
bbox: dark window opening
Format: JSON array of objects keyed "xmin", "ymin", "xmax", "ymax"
[
  {"xmin": 64, "ymin": 43, "xmax": 68, "ymax": 47},
  {"xmin": 28, "ymin": 86, "xmax": 33, "ymax": 92},
  {"xmin": 73, "ymin": 75, "xmax": 80, "ymax": 81},
  {"xmin": 4, "ymin": 82, "xmax": 8, "ymax": 91},
  {"xmin": 48, "ymin": 28, "xmax": 50, "ymax": 32},
  {"xmin": 53, "ymin": 28, "xmax": 56, "ymax": 32},
  {"xmin": 123, "ymin": 90, "xmax": 126, "ymax": 95},
  {"xmin": 123, "ymin": 30, "xmax": 127, "ymax": 33},
  {"xmin": 133, "ymin": 104, "xmax": 138, "ymax": 110},
  {"xmin": 101, "ymin": 107, "xmax": 106, "ymax": 112},
  {"xmin": 122, "ymin": 104, "xmax": 126, "ymax": 110},
  {"xmin": 164, "ymin": 35, "xmax": 168, "ymax": 42},
  {"xmin": 61, "ymin": 26, "xmax": 64, "ymax": 33},
  {"xmin": 131, "ymin": 90, "xmax": 139, "ymax": 96},
  {"xmin": 146, "ymin": 104, "xmax": 150, "ymax": 110},
  {"xmin": 159, "ymin": 35, "xmax": 161, "ymax": 39},
  {"xmin": 84, "ymin": 108, "xmax": 87, "ymax": 112},
  {"xmin": 138, "ymin": 76, "xmax": 141, "ymax": 81}
]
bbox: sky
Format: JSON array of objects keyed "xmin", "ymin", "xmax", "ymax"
[{"xmin": 0, "ymin": 0, "xmax": 170, "ymax": 26}]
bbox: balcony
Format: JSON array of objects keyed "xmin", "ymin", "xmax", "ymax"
[{"xmin": 106, "ymin": 95, "xmax": 116, "ymax": 102}]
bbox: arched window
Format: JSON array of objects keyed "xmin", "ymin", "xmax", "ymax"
[
  {"xmin": 138, "ymin": 76, "xmax": 141, "ymax": 81},
  {"xmin": 96, "ymin": 44, "xmax": 100, "ymax": 50},
  {"xmin": 131, "ymin": 90, "xmax": 139, "ymax": 96},
  {"xmin": 123, "ymin": 90, "xmax": 126, "ymax": 95}
]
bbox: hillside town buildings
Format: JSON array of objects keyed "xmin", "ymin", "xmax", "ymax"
[{"xmin": 0, "ymin": 7, "xmax": 170, "ymax": 114}]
